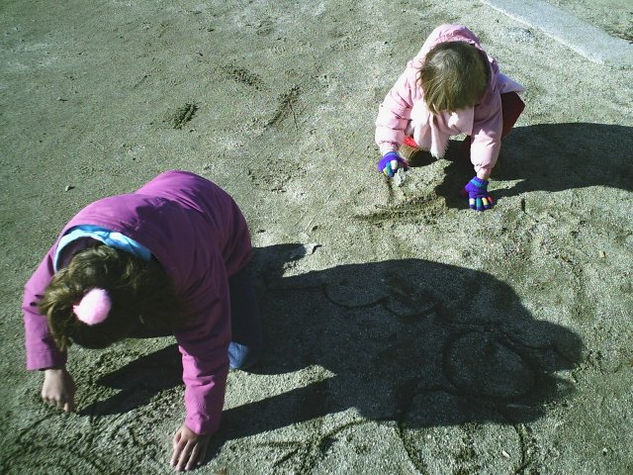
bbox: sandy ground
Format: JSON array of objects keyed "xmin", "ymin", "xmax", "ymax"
[{"xmin": 1, "ymin": 0, "xmax": 632, "ymax": 473}]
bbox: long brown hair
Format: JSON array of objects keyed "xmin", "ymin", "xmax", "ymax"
[
  {"xmin": 419, "ymin": 41, "xmax": 490, "ymax": 114},
  {"xmin": 39, "ymin": 245, "xmax": 183, "ymax": 351}
]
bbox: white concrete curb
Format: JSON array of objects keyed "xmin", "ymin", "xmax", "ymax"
[{"xmin": 482, "ymin": 0, "xmax": 633, "ymax": 68}]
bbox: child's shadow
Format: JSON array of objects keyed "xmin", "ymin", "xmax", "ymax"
[
  {"xmin": 82, "ymin": 244, "xmax": 583, "ymax": 462},
  {"xmin": 424, "ymin": 123, "xmax": 633, "ymax": 208},
  {"xmin": 220, "ymin": 245, "xmax": 583, "ymax": 440}
]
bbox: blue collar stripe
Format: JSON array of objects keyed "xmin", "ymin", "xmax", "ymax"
[{"xmin": 54, "ymin": 225, "xmax": 152, "ymax": 271}]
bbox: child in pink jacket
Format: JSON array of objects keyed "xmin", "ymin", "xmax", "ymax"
[
  {"xmin": 375, "ymin": 24, "xmax": 525, "ymax": 211},
  {"xmin": 22, "ymin": 170, "xmax": 262, "ymax": 471}
]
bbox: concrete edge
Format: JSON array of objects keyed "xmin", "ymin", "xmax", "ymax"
[{"xmin": 481, "ymin": 0, "xmax": 633, "ymax": 68}]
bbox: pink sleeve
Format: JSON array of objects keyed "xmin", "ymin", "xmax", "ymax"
[
  {"xmin": 177, "ymin": 329, "xmax": 229, "ymax": 435},
  {"xmin": 22, "ymin": 246, "xmax": 67, "ymax": 370},
  {"xmin": 469, "ymin": 93, "xmax": 503, "ymax": 175},
  {"xmin": 175, "ymin": 255, "xmax": 231, "ymax": 436},
  {"xmin": 375, "ymin": 68, "xmax": 417, "ymax": 155}
]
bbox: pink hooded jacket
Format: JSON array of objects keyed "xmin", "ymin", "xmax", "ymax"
[
  {"xmin": 375, "ymin": 24, "xmax": 524, "ymax": 175},
  {"xmin": 22, "ymin": 170, "xmax": 252, "ymax": 436}
]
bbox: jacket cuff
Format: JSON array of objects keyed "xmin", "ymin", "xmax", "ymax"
[
  {"xmin": 382, "ymin": 151, "xmax": 400, "ymax": 160},
  {"xmin": 185, "ymin": 412, "xmax": 220, "ymax": 436},
  {"xmin": 378, "ymin": 144, "xmax": 398, "ymax": 156},
  {"xmin": 469, "ymin": 176, "xmax": 488, "ymax": 187},
  {"xmin": 27, "ymin": 351, "xmax": 67, "ymax": 371}
]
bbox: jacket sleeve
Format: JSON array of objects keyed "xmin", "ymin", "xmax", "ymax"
[
  {"xmin": 22, "ymin": 245, "xmax": 67, "ymax": 370},
  {"xmin": 469, "ymin": 92, "xmax": 503, "ymax": 175},
  {"xmin": 174, "ymin": 257, "xmax": 231, "ymax": 436},
  {"xmin": 375, "ymin": 67, "xmax": 417, "ymax": 155}
]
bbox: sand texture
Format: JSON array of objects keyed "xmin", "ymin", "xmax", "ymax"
[{"xmin": 1, "ymin": 0, "xmax": 632, "ymax": 473}]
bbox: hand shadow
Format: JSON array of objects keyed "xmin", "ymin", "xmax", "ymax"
[{"xmin": 429, "ymin": 123, "xmax": 633, "ymax": 208}]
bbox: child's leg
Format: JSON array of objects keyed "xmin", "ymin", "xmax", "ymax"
[
  {"xmin": 228, "ymin": 264, "xmax": 263, "ymax": 370},
  {"xmin": 403, "ymin": 136, "xmax": 419, "ymax": 148},
  {"xmin": 400, "ymin": 136, "xmax": 435, "ymax": 167},
  {"xmin": 500, "ymin": 92, "xmax": 525, "ymax": 138}
]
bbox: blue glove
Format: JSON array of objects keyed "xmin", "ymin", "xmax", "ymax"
[
  {"xmin": 462, "ymin": 176, "xmax": 494, "ymax": 211},
  {"xmin": 377, "ymin": 152, "xmax": 408, "ymax": 177}
]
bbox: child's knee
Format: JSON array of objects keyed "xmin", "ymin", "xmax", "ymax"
[{"xmin": 228, "ymin": 341, "xmax": 262, "ymax": 370}]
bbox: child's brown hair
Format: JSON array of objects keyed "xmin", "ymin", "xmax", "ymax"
[
  {"xmin": 39, "ymin": 245, "xmax": 183, "ymax": 352},
  {"xmin": 419, "ymin": 41, "xmax": 490, "ymax": 114}
]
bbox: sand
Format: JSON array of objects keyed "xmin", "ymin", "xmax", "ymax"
[{"xmin": 1, "ymin": 0, "xmax": 632, "ymax": 473}]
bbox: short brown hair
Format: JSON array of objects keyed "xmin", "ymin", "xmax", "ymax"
[
  {"xmin": 419, "ymin": 41, "xmax": 490, "ymax": 114},
  {"xmin": 39, "ymin": 245, "xmax": 183, "ymax": 351}
]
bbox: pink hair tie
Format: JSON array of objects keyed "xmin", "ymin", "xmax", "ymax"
[{"xmin": 73, "ymin": 288, "xmax": 111, "ymax": 325}]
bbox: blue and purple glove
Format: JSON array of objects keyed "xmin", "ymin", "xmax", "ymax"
[
  {"xmin": 377, "ymin": 151, "xmax": 408, "ymax": 177},
  {"xmin": 461, "ymin": 176, "xmax": 494, "ymax": 211}
]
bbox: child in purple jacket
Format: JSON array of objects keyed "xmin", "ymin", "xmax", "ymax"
[
  {"xmin": 376, "ymin": 24, "xmax": 525, "ymax": 211},
  {"xmin": 22, "ymin": 170, "xmax": 262, "ymax": 471}
]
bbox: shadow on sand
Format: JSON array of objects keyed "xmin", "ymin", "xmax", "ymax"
[
  {"xmin": 82, "ymin": 244, "xmax": 584, "ymax": 452},
  {"xmin": 415, "ymin": 123, "xmax": 633, "ymax": 208}
]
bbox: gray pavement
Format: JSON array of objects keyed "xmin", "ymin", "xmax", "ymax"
[{"xmin": 484, "ymin": 0, "xmax": 633, "ymax": 67}]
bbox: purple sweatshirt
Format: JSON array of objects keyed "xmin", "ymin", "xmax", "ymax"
[{"xmin": 22, "ymin": 170, "xmax": 252, "ymax": 435}]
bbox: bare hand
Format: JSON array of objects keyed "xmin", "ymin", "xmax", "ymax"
[
  {"xmin": 42, "ymin": 368, "xmax": 75, "ymax": 412},
  {"xmin": 170, "ymin": 424, "xmax": 210, "ymax": 471}
]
